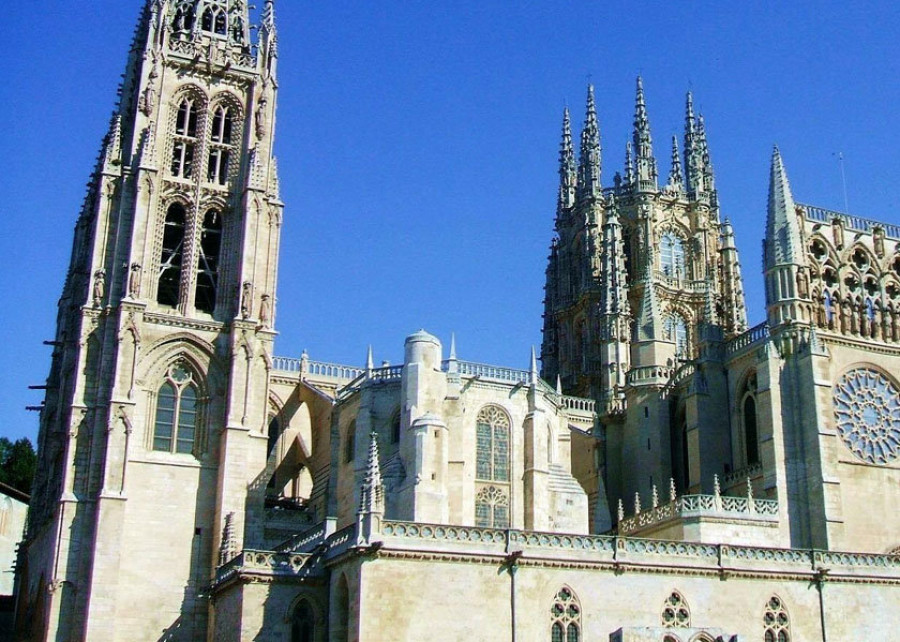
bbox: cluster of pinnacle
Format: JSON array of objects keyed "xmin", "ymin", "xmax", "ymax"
[{"xmin": 557, "ymin": 77, "xmax": 717, "ymax": 213}]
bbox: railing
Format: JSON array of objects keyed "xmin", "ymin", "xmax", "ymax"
[
  {"xmin": 450, "ymin": 360, "xmax": 532, "ymax": 385},
  {"xmin": 562, "ymin": 396, "xmax": 596, "ymax": 414},
  {"xmin": 618, "ymin": 493, "xmax": 780, "ymax": 536},
  {"xmin": 368, "ymin": 365, "xmax": 403, "ymax": 382},
  {"xmin": 271, "ymin": 355, "xmax": 364, "ymax": 381},
  {"xmin": 626, "ymin": 365, "xmax": 673, "ymax": 385},
  {"xmin": 654, "ymin": 271, "xmax": 711, "ymax": 294},
  {"xmin": 723, "ymin": 462, "xmax": 763, "ymax": 488},
  {"xmin": 800, "ymin": 203, "xmax": 900, "ymax": 240},
  {"xmin": 724, "ymin": 322, "xmax": 770, "ymax": 356}
]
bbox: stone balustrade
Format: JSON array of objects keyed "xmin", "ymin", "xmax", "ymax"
[
  {"xmin": 618, "ymin": 492, "xmax": 779, "ymax": 536},
  {"xmin": 724, "ymin": 321, "xmax": 770, "ymax": 356}
]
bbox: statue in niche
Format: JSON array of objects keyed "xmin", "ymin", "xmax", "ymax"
[
  {"xmin": 255, "ymin": 95, "xmax": 268, "ymax": 139},
  {"xmin": 241, "ymin": 281, "xmax": 253, "ymax": 319},
  {"xmin": 874, "ymin": 227, "xmax": 885, "ymax": 258},
  {"xmin": 796, "ymin": 268, "xmax": 809, "ymax": 298},
  {"xmin": 259, "ymin": 294, "xmax": 271, "ymax": 327},
  {"xmin": 832, "ymin": 218, "xmax": 844, "ymax": 249},
  {"xmin": 127, "ymin": 263, "xmax": 142, "ymax": 298},
  {"xmin": 139, "ymin": 64, "xmax": 158, "ymax": 116},
  {"xmin": 93, "ymin": 270, "xmax": 106, "ymax": 307}
]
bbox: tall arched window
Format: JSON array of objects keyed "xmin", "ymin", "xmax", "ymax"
[
  {"xmin": 743, "ymin": 394, "xmax": 759, "ymax": 466},
  {"xmin": 664, "ymin": 314, "xmax": 689, "ymax": 358},
  {"xmin": 660, "ymin": 231, "xmax": 685, "ymax": 277},
  {"xmin": 550, "ymin": 587, "xmax": 581, "ymax": 642},
  {"xmin": 158, "ymin": 203, "xmax": 187, "ymax": 306},
  {"xmin": 291, "ymin": 599, "xmax": 315, "ymax": 642},
  {"xmin": 475, "ymin": 406, "xmax": 510, "ymax": 527},
  {"xmin": 171, "ymin": 98, "xmax": 199, "ymax": 178},
  {"xmin": 333, "ymin": 575, "xmax": 350, "ymax": 642},
  {"xmin": 201, "ymin": 5, "xmax": 227, "ymax": 36},
  {"xmin": 172, "ymin": 2, "xmax": 195, "ymax": 32},
  {"xmin": 153, "ymin": 362, "xmax": 199, "ymax": 454},
  {"xmin": 195, "ymin": 209, "xmax": 222, "ymax": 313},
  {"xmin": 390, "ymin": 411, "xmax": 401, "ymax": 444},
  {"xmin": 207, "ymin": 105, "xmax": 234, "ymax": 186},
  {"xmin": 344, "ymin": 421, "xmax": 356, "ymax": 464},
  {"xmin": 764, "ymin": 596, "xmax": 791, "ymax": 642}
]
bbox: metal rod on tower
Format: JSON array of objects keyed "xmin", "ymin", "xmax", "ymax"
[{"xmin": 838, "ymin": 151, "xmax": 849, "ymax": 213}]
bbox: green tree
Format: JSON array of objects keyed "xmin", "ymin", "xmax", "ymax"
[{"xmin": 0, "ymin": 437, "xmax": 37, "ymax": 496}]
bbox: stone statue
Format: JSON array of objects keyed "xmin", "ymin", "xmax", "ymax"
[
  {"xmin": 128, "ymin": 263, "xmax": 142, "ymax": 298},
  {"xmin": 255, "ymin": 95, "xmax": 268, "ymax": 139},
  {"xmin": 241, "ymin": 281, "xmax": 253, "ymax": 319},
  {"xmin": 796, "ymin": 268, "xmax": 809, "ymax": 298},
  {"xmin": 93, "ymin": 270, "xmax": 106, "ymax": 307},
  {"xmin": 259, "ymin": 294, "xmax": 271, "ymax": 327}
]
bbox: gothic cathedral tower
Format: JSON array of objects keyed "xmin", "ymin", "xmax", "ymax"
[
  {"xmin": 19, "ymin": 1, "xmax": 282, "ymax": 639},
  {"xmin": 541, "ymin": 80, "xmax": 749, "ymax": 520}
]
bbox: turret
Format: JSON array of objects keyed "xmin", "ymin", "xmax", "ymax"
[
  {"xmin": 720, "ymin": 220, "xmax": 748, "ymax": 335},
  {"xmin": 597, "ymin": 195, "xmax": 631, "ymax": 407},
  {"xmin": 667, "ymin": 135, "xmax": 683, "ymax": 192},
  {"xmin": 764, "ymin": 147, "xmax": 808, "ymax": 325}
]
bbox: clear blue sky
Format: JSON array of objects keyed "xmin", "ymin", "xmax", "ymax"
[{"xmin": 2, "ymin": 1, "xmax": 899, "ymax": 442}]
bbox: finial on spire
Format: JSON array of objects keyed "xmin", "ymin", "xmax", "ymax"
[
  {"xmin": 624, "ymin": 142, "xmax": 635, "ymax": 187},
  {"xmin": 668, "ymin": 135, "xmax": 683, "ymax": 189},
  {"xmin": 556, "ymin": 374, "xmax": 563, "ymax": 395},
  {"xmin": 530, "ymin": 346, "xmax": 539, "ymax": 384},
  {"xmin": 366, "ymin": 345, "xmax": 374, "ymax": 371},
  {"xmin": 449, "ymin": 332, "xmax": 457, "ymax": 360},
  {"xmin": 577, "ymin": 85, "xmax": 602, "ymax": 200}
]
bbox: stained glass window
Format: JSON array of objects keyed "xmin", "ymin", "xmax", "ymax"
[
  {"xmin": 764, "ymin": 596, "xmax": 790, "ymax": 642},
  {"xmin": 550, "ymin": 587, "xmax": 580, "ymax": 642},
  {"xmin": 153, "ymin": 362, "xmax": 199, "ymax": 455},
  {"xmin": 833, "ymin": 368, "xmax": 900, "ymax": 465},
  {"xmin": 475, "ymin": 406, "xmax": 510, "ymax": 482}
]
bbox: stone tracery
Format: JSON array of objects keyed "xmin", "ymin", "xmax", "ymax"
[{"xmin": 833, "ymin": 367, "xmax": 900, "ymax": 465}]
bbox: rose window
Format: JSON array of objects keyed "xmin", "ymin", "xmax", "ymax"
[{"xmin": 833, "ymin": 368, "xmax": 900, "ymax": 465}]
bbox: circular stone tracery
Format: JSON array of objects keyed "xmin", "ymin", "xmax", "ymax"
[{"xmin": 833, "ymin": 368, "xmax": 900, "ymax": 465}]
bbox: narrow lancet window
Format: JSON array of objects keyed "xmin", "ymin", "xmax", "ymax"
[
  {"xmin": 158, "ymin": 203, "xmax": 186, "ymax": 307},
  {"xmin": 195, "ymin": 209, "xmax": 222, "ymax": 314},
  {"xmin": 171, "ymin": 98, "xmax": 199, "ymax": 178},
  {"xmin": 207, "ymin": 106, "xmax": 234, "ymax": 186},
  {"xmin": 744, "ymin": 395, "xmax": 759, "ymax": 465}
]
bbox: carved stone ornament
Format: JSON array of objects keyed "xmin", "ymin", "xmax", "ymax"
[{"xmin": 833, "ymin": 368, "xmax": 900, "ymax": 465}]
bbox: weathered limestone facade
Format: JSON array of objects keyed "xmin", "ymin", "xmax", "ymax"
[{"xmin": 16, "ymin": 2, "xmax": 900, "ymax": 641}]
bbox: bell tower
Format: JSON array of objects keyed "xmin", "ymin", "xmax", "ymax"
[{"xmin": 20, "ymin": 1, "xmax": 283, "ymax": 639}]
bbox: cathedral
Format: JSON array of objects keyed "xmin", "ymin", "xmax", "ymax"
[{"xmin": 15, "ymin": 1, "xmax": 900, "ymax": 641}]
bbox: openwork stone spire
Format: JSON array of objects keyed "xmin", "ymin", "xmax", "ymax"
[
  {"xmin": 577, "ymin": 85, "xmax": 602, "ymax": 201},
  {"xmin": 637, "ymin": 247, "xmax": 662, "ymax": 341},
  {"xmin": 683, "ymin": 92, "xmax": 702, "ymax": 195},
  {"xmin": 359, "ymin": 431, "xmax": 384, "ymax": 515},
  {"xmin": 632, "ymin": 76, "xmax": 658, "ymax": 189},
  {"xmin": 558, "ymin": 107, "xmax": 577, "ymax": 212}
]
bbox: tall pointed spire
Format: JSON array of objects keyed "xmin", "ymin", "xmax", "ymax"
[
  {"xmin": 696, "ymin": 114, "xmax": 716, "ymax": 195},
  {"xmin": 632, "ymin": 77, "xmax": 658, "ymax": 189},
  {"xmin": 558, "ymin": 107, "xmax": 577, "ymax": 212},
  {"xmin": 358, "ymin": 431, "xmax": 384, "ymax": 515},
  {"xmin": 683, "ymin": 91, "xmax": 702, "ymax": 195},
  {"xmin": 577, "ymin": 85, "xmax": 602, "ymax": 201},
  {"xmin": 668, "ymin": 135, "xmax": 683, "ymax": 190},
  {"xmin": 765, "ymin": 146, "xmax": 803, "ymax": 268}
]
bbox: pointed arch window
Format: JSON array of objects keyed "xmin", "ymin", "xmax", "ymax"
[
  {"xmin": 172, "ymin": 3, "xmax": 195, "ymax": 32},
  {"xmin": 153, "ymin": 363, "xmax": 199, "ymax": 454},
  {"xmin": 158, "ymin": 203, "xmax": 186, "ymax": 306},
  {"xmin": 743, "ymin": 394, "xmax": 759, "ymax": 466},
  {"xmin": 550, "ymin": 587, "xmax": 581, "ymax": 642},
  {"xmin": 660, "ymin": 231, "xmax": 685, "ymax": 278},
  {"xmin": 291, "ymin": 599, "xmax": 315, "ymax": 642},
  {"xmin": 207, "ymin": 105, "xmax": 235, "ymax": 186},
  {"xmin": 171, "ymin": 98, "xmax": 199, "ymax": 178},
  {"xmin": 195, "ymin": 209, "xmax": 223, "ymax": 314},
  {"xmin": 664, "ymin": 314, "xmax": 689, "ymax": 358},
  {"xmin": 390, "ymin": 411, "xmax": 401, "ymax": 444},
  {"xmin": 661, "ymin": 590, "xmax": 691, "ymax": 628},
  {"xmin": 764, "ymin": 596, "xmax": 791, "ymax": 641},
  {"xmin": 475, "ymin": 406, "xmax": 511, "ymax": 527},
  {"xmin": 201, "ymin": 5, "xmax": 228, "ymax": 36}
]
